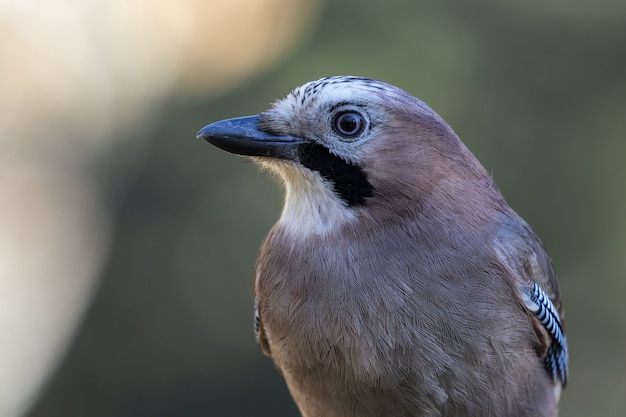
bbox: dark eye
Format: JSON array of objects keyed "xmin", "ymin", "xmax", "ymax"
[{"xmin": 333, "ymin": 111, "xmax": 365, "ymax": 138}]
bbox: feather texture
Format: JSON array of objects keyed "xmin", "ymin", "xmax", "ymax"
[{"xmin": 199, "ymin": 76, "xmax": 568, "ymax": 417}]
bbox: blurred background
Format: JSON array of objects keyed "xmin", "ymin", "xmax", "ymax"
[{"xmin": 1, "ymin": 0, "xmax": 624, "ymax": 416}]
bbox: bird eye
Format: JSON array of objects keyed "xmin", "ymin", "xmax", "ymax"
[{"xmin": 333, "ymin": 111, "xmax": 365, "ymax": 139}]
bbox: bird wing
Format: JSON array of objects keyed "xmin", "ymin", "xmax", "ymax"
[
  {"xmin": 493, "ymin": 215, "xmax": 568, "ymax": 386},
  {"xmin": 254, "ymin": 296, "xmax": 272, "ymax": 356}
]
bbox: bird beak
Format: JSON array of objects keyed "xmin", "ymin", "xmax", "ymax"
[{"xmin": 197, "ymin": 115, "xmax": 304, "ymax": 160}]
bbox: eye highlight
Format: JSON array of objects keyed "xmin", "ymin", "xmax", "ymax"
[{"xmin": 332, "ymin": 111, "xmax": 366, "ymax": 139}]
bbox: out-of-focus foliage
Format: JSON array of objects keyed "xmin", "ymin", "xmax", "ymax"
[{"xmin": 23, "ymin": 1, "xmax": 626, "ymax": 416}]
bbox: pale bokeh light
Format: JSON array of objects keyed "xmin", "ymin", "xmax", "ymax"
[{"xmin": 0, "ymin": 0, "xmax": 322, "ymax": 415}]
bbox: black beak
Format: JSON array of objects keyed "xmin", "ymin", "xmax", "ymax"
[{"xmin": 197, "ymin": 115, "xmax": 304, "ymax": 160}]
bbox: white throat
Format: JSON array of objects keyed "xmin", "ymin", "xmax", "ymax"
[{"xmin": 257, "ymin": 159, "xmax": 357, "ymax": 237}]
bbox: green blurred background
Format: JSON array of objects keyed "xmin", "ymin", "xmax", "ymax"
[{"xmin": 6, "ymin": 0, "xmax": 624, "ymax": 416}]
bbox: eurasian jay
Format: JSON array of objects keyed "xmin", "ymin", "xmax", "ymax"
[{"xmin": 197, "ymin": 76, "xmax": 568, "ymax": 417}]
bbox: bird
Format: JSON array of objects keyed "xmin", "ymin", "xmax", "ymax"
[{"xmin": 197, "ymin": 76, "xmax": 568, "ymax": 417}]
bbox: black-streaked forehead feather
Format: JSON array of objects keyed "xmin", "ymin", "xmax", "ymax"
[
  {"xmin": 298, "ymin": 76, "xmax": 391, "ymax": 103},
  {"xmin": 289, "ymin": 76, "xmax": 435, "ymax": 117}
]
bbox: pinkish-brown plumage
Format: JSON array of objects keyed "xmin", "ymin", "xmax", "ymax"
[{"xmin": 198, "ymin": 76, "xmax": 567, "ymax": 417}]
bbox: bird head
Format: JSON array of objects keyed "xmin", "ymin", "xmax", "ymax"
[{"xmin": 198, "ymin": 76, "xmax": 499, "ymax": 236}]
